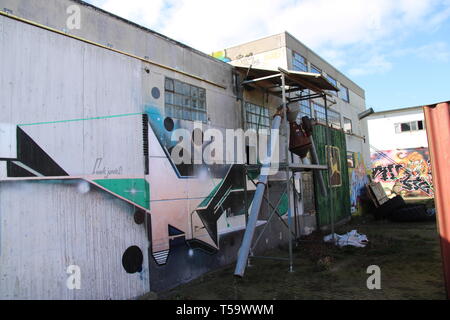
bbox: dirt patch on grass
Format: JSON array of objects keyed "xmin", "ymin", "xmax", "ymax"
[{"xmin": 157, "ymin": 217, "xmax": 446, "ymax": 300}]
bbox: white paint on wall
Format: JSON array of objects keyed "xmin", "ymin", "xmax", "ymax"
[
  {"xmin": 367, "ymin": 108, "xmax": 428, "ymax": 151},
  {"xmin": 0, "ymin": 123, "xmax": 17, "ymax": 159}
]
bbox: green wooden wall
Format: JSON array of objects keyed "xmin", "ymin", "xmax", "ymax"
[{"xmin": 312, "ymin": 124, "xmax": 351, "ymax": 228}]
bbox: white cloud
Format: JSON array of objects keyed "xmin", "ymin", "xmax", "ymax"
[
  {"xmin": 395, "ymin": 42, "xmax": 450, "ymax": 63},
  {"xmin": 87, "ymin": 0, "xmax": 167, "ymax": 27},
  {"xmin": 417, "ymin": 42, "xmax": 450, "ymax": 62},
  {"xmin": 85, "ymin": 0, "xmax": 450, "ymax": 76},
  {"xmin": 348, "ymin": 54, "xmax": 393, "ymax": 77}
]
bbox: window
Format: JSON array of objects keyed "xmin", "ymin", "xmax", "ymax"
[
  {"xmin": 395, "ymin": 120, "xmax": 425, "ymax": 133},
  {"xmin": 165, "ymin": 78, "xmax": 207, "ymax": 122},
  {"xmin": 326, "ymin": 74, "xmax": 338, "ymax": 96},
  {"xmin": 339, "ymin": 84, "xmax": 350, "ymax": 102},
  {"xmin": 310, "ymin": 64, "xmax": 321, "ymax": 74},
  {"xmin": 292, "ymin": 52, "xmax": 307, "ymax": 72},
  {"xmin": 328, "ymin": 109, "xmax": 341, "ymax": 129},
  {"xmin": 326, "ymin": 75, "xmax": 337, "ymax": 87},
  {"xmin": 245, "ymin": 102, "xmax": 270, "ymax": 131},
  {"xmin": 299, "ymin": 99, "xmax": 312, "ymax": 119},
  {"xmin": 313, "ymin": 102, "xmax": 341, "ymax": 129},
  {"xmin": 313, "ymin": 102, "xmax": 326, "ymax": 124},
  {"xmin": 347, "ymin": 152, "xmax": 355, "ymax": 168},
  {"xmin": 294, "ymin": 90, "xmax": 312, "ymax": 120},
  {"xmin": 344, "ymin": 117, "xmax": 352, "ymax": 133}
]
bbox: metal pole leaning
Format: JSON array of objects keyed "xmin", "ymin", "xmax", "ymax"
[
  {"xmin": 234, "ymin": 114, "xmax": 282, "ymax": 277},
  {"xmin": 323, "ymin": 94, "xmax": 335, "ymax": 239}
]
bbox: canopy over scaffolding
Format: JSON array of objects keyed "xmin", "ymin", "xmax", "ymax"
[{"xmin": 235, "ymin": 66, "xmax": 339, "ymax": 98}]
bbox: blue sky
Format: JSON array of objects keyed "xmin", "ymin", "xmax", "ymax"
[{"xmin": 86, "ymin": 0, "xmax": 450, "ymax": 111}]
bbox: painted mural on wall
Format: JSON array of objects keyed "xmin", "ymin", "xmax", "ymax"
[
  {"xmin": 371, "ymin": 148, "xmax": 433, "ymax": 198},
  {"xmin": 348, "ymin": 152, "xmax": 370, "ymax": 214},
  {"xmin": 145, "ymin": 105, "xmax": 258, "ymax": 265},
  {"xmin": 0, "ymin": 116, "xmax": 151, "ymax": 211},
  {"xmin": 0, "ymin": 101, "xmax": 260, "ymax": 270}
]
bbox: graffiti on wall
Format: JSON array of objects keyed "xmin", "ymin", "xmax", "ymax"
[
  {"xmin": 145, "ymin": 105, "xmax": 254, "ymax": 265},
  {"xmin": 0, "ymin": 83, "xmax": 291, "ymax": 279},
  {"xmin": 371, "ymin": 148, "xmax": 433, "ymax": 198},
  {"xmin": 348, "ymin": 152, "xmax": 369, "ymax": 214}
]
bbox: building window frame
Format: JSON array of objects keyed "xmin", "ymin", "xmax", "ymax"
[
  {"xmin": 164, "ymin": 77, "xmax": 207, "ymax": 122},
  {"xmin": 339, "ymin": 84, "xmax": 350, "ymax": 103},
  {"xmin": 292, "ymin": 51, "xmax": 308, "ymax": 72},
  {"xmin": 343, "ymin": 117, "xmax": 352, "ymax": 133},
  {"xmin": 394, "ymin": 120, "xmax": 425, "ymax": 133},
  {"xmin": 328, "ymin": 109, "xmax": 342, "ymax": 129},
  {"xmin": 310, "ymin": 64, "xmax": 322, "ymax": 75},
  {"xmin": 245, "ymin": 102, "xmax": 271, "ymax": 132},
  {"xmin": 313, "ymin": 102, "xmax": 341, "ymax": 129},
  {"xmin": 326, "ymin": 74, "xmax": 338, "ymax": 96},
  {"xmin": 312, "ymin": 102, "xmax": 327, "ymax": 124}
]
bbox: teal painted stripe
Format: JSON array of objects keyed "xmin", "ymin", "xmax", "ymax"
[
  {"xmin": 198, "ymin": 179, "xmax": 224, "ymax": 208},
  {"xmin": 18, "ymin": 112, "xmax": 143, "ymax": 127},
  {"xmin": 94, "ymin": 178, "xmax": 150, "ymax": 210}
]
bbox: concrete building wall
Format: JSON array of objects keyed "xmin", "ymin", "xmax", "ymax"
[
  {"xmin": 0, "ymin": 3, "xmax": 300, "ymax": 297},
  {"xmin": 0, "ymin": 12, "xmax": 151, "ymax": 299},
  {"xmin": 0, "ymin": 0, "xmax": 234, "ymax": 90},
  {"xmin": 0, "ymin": 180, "xmax": 150, "ymax": 300}
]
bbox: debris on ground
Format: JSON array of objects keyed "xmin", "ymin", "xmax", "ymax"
[
  {"xmin": 366, "ymin": 182, "xmax": 436, "ymax": 222},
  {"xmin": 323, "ymin": 230, "xmax": 369, "ymax": 248}
]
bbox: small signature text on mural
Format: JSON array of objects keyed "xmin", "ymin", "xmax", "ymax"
[{"xmin": 92, "ymin": 158, "xmax": 123, "ymax": 177}]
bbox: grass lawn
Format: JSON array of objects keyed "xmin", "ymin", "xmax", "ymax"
[{"xmin": 157, "ymin": 215, "xmax": 446, "ymax": 300}]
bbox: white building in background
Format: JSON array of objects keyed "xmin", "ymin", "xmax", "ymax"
[
  {"xmin": 367, "ymin": 106, "xmax": 433, "ymax": 199},
  {"xmin": 368, "ymin": 106, "xmax": 428, "ymax": 151}
]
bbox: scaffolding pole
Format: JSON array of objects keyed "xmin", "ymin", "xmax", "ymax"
[
  {"xmin": 281, "ymin": 74, "xmax": 294, "ymax": 273},
  {"xmin": 323, "ymin": 94, "xmax": 335, "ymax": 239}
]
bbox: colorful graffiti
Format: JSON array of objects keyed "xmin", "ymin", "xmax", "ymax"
[
  {"xmin": 211, "ymin": 50, "xmax": 231, "ymax": 62},
  {"xmin": 348, "ymin": 152, "xmax": 370, "ymax": 214},
  {"xmin": 145, "ymin": 105, "xmax": 254, "ymax": 265},
  {"xmin": 371, "ymin": 148, "xmax": 433, "ymax": 198}
]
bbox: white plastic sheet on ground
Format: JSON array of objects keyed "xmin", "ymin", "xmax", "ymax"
[{"xmin": 323, "ymin": 230, "xmax": 369, "ymax": 248}]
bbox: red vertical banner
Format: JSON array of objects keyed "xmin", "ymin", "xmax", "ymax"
[{"xmin": 423, "ymin": 101, "xmax": 450, "ymax": 299}]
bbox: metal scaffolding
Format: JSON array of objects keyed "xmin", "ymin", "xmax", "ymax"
[{"xmin": 235, "ymin": 67, "xmax": 339, "ymax": 277}]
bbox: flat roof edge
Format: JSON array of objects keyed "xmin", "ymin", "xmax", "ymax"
[
  {"xmin": 370, "ymin": 105, "xmax": 424, "ymax": 116},
  {"xmin": 71, "ymin": 0, "xmax": 233, "ymax": 68}
]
